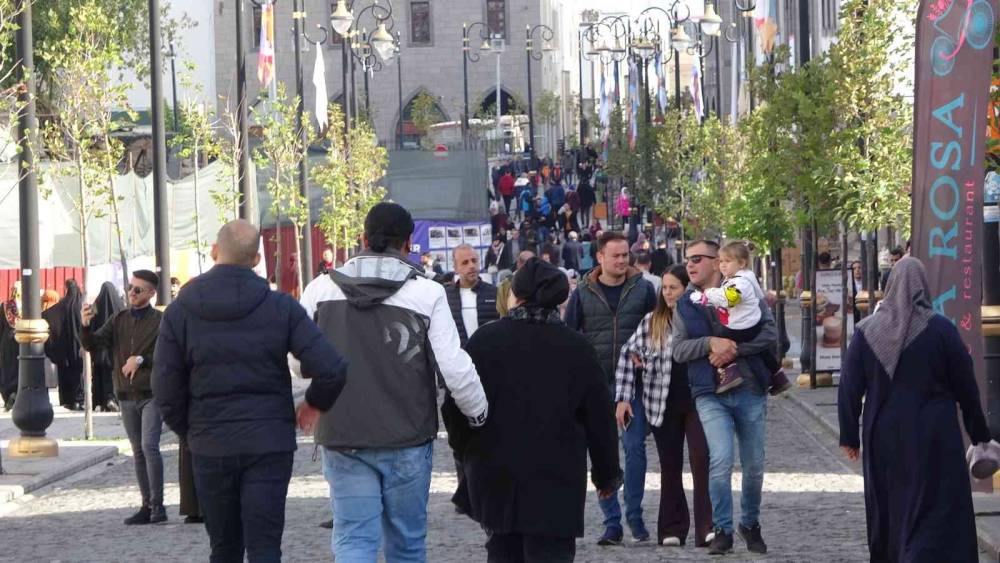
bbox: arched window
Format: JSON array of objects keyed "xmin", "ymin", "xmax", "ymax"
[
  {"xmin": 479, "ymin": 88, "xmax": 518, "ymax": 117},
  {"xmin": 397, "ymin": 92, "xmax": 447, "ymax": 149}
]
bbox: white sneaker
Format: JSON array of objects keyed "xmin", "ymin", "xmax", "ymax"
[
  {"xmin": 661, "ymin": 537, "xmax": 681, "ymax": 546},
  {"xmin": 705, "ymin": 532, "xmax": 716, "ymax": 544}
]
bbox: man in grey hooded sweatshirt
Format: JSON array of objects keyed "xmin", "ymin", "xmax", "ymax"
[{"xmin": 299, "ymin": 202, "xmax": 489, "ymax": 562}]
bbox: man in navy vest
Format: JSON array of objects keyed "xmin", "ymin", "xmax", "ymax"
[{"xmin": 672, "ymin": 240, "xmax": 777, "ymax": 556}]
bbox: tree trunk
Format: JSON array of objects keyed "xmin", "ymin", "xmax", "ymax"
[
  {"xmin": 293, "ymin": 221, "xmax": 304, "ymax": 296},
  {"xmin": 76, "ymin": 157, "xmax": 93, "ymax": 441},
  {"xmin": 193, "ymin": 141, "xmax": 204, "ymax": 274},
  {"xmin": 275, "ymin": 209, "xmax": 283, "ymax": 291}
]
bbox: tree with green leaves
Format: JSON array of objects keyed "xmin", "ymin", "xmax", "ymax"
[
  {"xmin": 213, "ymin": 101, "xmax": 245, "ymax": 225},
  {"xmin": 38, "ymin": 0, "xmax": 136, "ymax": 437},
  {"xmin": 253, "ymin": 83, "xmax": 313, "ymax": 296},
  {"xmin": 822, "ymin": 0, "xmax": 916, "ymax": 236},
  {"xmin": 3, "ymin": 0, "xmax": 192, "ymax": 110},
  {"xmin": 39, "ymin": 1, "xmax": 134, "ymax": 288},
  {"xmin": 410, "ymin": 91, "xmax": 443, "ymax": 149},
  {"xmin": 314, "ymin": 104, "xmax": 387, "ymax": 260},
  {"xmin": 534, "ymin": 90, "xmax": 559, "ymax": 157},
  {"xmin": 169, "ymin": 64, "xmax": 221, "ymax": 273}
]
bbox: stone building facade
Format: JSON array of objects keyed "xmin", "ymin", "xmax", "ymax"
[{"xmin": 212, "ymin": 0, "xmax": 576, "ymax": 155}]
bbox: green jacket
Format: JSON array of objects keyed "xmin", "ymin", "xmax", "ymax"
[{"xmin": 81, "ymin": 307, "xmax": 162, "ymax": 401}]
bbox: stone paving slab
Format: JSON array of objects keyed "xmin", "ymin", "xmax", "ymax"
[
  {"xmin": 784, "ymin": 382, "xmax": 998, "ymax": 561},
  {"xmin": 0, "ymin": 377, "xmax": 311, "ymax": 510}
]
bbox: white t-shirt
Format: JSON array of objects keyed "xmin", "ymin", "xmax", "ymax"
[{"xmin": 460, "ymin": 287, "xmax": 480, "ymax": 337}]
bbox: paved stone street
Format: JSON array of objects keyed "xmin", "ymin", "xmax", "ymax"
[{"xmin": 0, "ymin": 392, "xmax": 880, "ymax": 562}]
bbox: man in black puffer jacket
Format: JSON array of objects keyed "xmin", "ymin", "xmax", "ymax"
[{"xmin": 153, "ymin": 220, "xmax": 348, "ymax": 563}]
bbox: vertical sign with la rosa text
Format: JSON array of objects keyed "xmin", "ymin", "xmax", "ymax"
[{"xmin": 911, "ymin": 0, "xmax": 997, "ymax": 388}]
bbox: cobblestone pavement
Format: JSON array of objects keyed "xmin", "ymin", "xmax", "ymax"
[{"xmin": 0, "ymin": 394, "xmax": 988, "ymax": 562}]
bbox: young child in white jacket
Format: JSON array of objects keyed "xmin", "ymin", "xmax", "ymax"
[{"xmin": 690, "ymin": 241, "xmax": 790, "ymax": 395}]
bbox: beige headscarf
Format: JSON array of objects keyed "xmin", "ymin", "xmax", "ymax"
[{"xmin": 856, "ymin": 257, "xmax": 936, "ymax": 379}]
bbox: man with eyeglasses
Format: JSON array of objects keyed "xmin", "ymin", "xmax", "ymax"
[
  {"xmin": 672, "ymin": 240, "xmax": 778, "ymax": 555},
  {"xmin": 81, "ymin": 270, "xmax": 166, "ymax": 525}
]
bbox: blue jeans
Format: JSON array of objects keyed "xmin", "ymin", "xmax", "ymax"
[
  {"xmin": 192, "ymin": 451, "xmax": 294, "ymax": 563},
  {"xmin": 323, "ymin": 442, "xmax": 434, "ymax": 562},
  {"xmin": 694, "ymin": 386, "xmax": 767, "ymax": 534},
  {"xmin": 598, "ymin": 391, "xmax": 647, "ymax": 532}
]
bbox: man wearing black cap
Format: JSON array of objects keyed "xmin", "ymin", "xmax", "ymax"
[
  {"xmin": 300, "ymin": 202, "xmax": 489, "ymax": 561},
  {"xmin": 81, "ymin": 269, "xmax": 166, "ymax": 525},
  {"xmin": 444, "ymin": 258, "xmax": 621, "ymax": 562}
]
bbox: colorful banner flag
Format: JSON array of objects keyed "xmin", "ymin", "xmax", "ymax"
[
  {"xmin": 599, "ymin": 63, "xmax": 611, "ymax": 139},
  {"xmin": 910, "ymin": 0, "xmax": 997, "ymax": 394},
  {"xmin": 627, "ymin": 58, "xmax": 638, "ymax": 150},
  {"xmin": 655, "ymin": 51, "xmax": 668, "ymax": 113},
  {"xmin": 691, "ymin": 60, "xmax": 703, "ymax": 122},
  {"xmin": 257, "ymin": 1, "xmax": 275, "ymax": 87},
  {"xmin": 313, "ymin": 46, "xmax": 328, "ymax": 130}
]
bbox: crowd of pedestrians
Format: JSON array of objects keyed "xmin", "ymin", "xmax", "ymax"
[{"xmin": 9, "ymin": 191, "xmax": 991, "ymax": 562}]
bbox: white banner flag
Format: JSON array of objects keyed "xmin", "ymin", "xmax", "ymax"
[{"xmin": 313, "ymin": 46, "xmax": 328, "ymax": 130}]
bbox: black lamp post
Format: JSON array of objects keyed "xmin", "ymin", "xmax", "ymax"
[
  {"xmin": 291, "ymin": 0, "xmax": 328, "ymax": 286},
  {"xmin": 395, "ymin": 31, "xmax": 403, "ymax": 150},
  {"xmin": 462, "ymin": 21, "xmax": 491, "ymax": 148},
  {"xmin": 149, "ymin": 0, "xmax": 172, "ymax": 304},
  {"xmin": 579, "ymin": 24, "xmax": 603, "ymax": 144},
  {"xmin": 525, "ymin": 23, "xmax": 554, "ymax": 164},
  {"xmin": 344, "ymin": 3, "xmax": 395, "ymax": 119},
  {"xmin": 681, "ymin": 18, "xmax": 720, "ymax": 122},
  {"xmin": 8, "ymin": 0, "xmax": 56, "ymax": 459},
  {"xmin": 597, "ymin": 16, "xmax": 629, "ymax": 108}
]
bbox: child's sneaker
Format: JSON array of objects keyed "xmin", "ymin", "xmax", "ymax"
[
  {"xmin": 716, "ymin": 364, "xmax": 744, "ymax": 394},
  {"xmin": 768, "ymin": 369, "xmax": 793, "ymax": 396}
]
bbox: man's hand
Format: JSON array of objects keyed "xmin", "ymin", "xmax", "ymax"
[
  {"xmin": 81, "ymin": 303, "xmax": 95, "ymax": 327},
  {"xmin": 708, "ymin": 337, "xmax": 738, "ymax": 367},
  {"xmin": 297, "ymin": 402, "xmax": 322, "ymax": 435},
  {"xmin": 615, "ymin": 401, "xmax": 633, "ymax": 429},
  {"xmin": 630, "ymin": 353, "xmax": 644, "ymax": 369},
  {"xmin": 841, "ymin": 446, "xmax": 860, "ymax": 461},
  {"xmin": 121, "ymin": 356, "xmax": 140, "ymax": 380}
]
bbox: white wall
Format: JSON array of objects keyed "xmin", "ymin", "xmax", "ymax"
[{"xmin": 121, "ymin": 0, "xmax": 217, "ymax": 111}]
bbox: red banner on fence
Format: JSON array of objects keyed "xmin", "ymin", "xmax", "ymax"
[{"xmin": 911, "ymin": 0, "xmax": 997, "ymax": 388}]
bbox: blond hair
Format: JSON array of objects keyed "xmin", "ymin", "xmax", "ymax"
[{"xmin": 720, "ymin": 241, "xmax": 752, "ymax": 270}]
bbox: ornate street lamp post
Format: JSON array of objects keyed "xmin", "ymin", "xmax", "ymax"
[
  {"xmin": 8, "ymin": 0, "xmax": 56, "ymax": 458},
  {"xmin": 525, "ymin": 23, "xmax": 554, "ymax": 164},
  {"xmin": 462, "ymin": 21, "xmax": 491, "ymax": 148},
  {"xmin": 149, "ymin": 0, "xmax": 172, "ymax": 303},
  {"xmin": 635, "ymin": 3, "xmax": 691, "ymax": 111}
]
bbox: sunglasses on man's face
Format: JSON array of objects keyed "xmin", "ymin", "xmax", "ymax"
[
  {"xmin": 127, "ymin": 285, "xmax": 149, "ymax": 296},
  {"xmin": 686, "ymin": 254, "xmax": 718, "ymax": 265}
]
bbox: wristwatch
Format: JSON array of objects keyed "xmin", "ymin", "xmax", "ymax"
[{"xmin": 135, "ymin": 356, "xmax": 144, "ymax": 366}]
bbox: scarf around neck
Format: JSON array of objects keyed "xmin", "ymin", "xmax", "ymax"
[
  {"xmin": 856, "ymin": 257, "xmax": 936, "ymax": 379},
  {"xmin": 507, "ymin": 305, "xmax": 563, "ymax": 325}
]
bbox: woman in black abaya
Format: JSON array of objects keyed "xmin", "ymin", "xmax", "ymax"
[
  {"xmin": 89, "ymin": 282, "xmax": 123, "ymax": 411},
  {"xmin": 43, "ymin": 279, "xmax": 85, "ymax": 410},
  {"xmin": 838, "ymin": 258, "xmax": 989, "ymax": 562}
]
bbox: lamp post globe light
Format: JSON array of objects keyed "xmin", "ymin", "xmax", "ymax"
[
  {"xmin": 525, "ymin": 23, "xmax": 554, "ymax": 164},
  {"xmin": 344, "ymin": 1, "xmax": 395, "ymax": 118},
  {"xmin": 578, "ymin": 21, "xmax": 604, "ymax": 144},
  {"xmin": 462, "ymin": 21, "xmax": 491, "ymax": 147}
]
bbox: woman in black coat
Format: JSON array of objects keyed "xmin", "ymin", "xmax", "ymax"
[
  {"xmin": 42, "ymin": 279, "xmax": 85, "ymax": 410},
  {"xmin": 89, "ymin": 282, "xmax": 124, "ymax": 411},
  {"xmin": 444, "ymin": 258, "xmax": 621, "ymax": 562},
  {"xmin": 839, "ymin": 258, "xmax": 989, "ymax": 562}
]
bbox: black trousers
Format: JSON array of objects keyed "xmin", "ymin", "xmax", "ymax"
[
  {"xmin": 178, "ymin": 438, "xmax": 200, "ymax": 517},
  {"xmin": 485, "ymin": 533, "xmax": 576, "ymax": 563},
  {"xmin": 56, "ymin": 358, "xmax": 83, "ymax": 407},
  {"xmin": 192, "ymin": 451, "xmax": 294, "ymax": 563}
]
